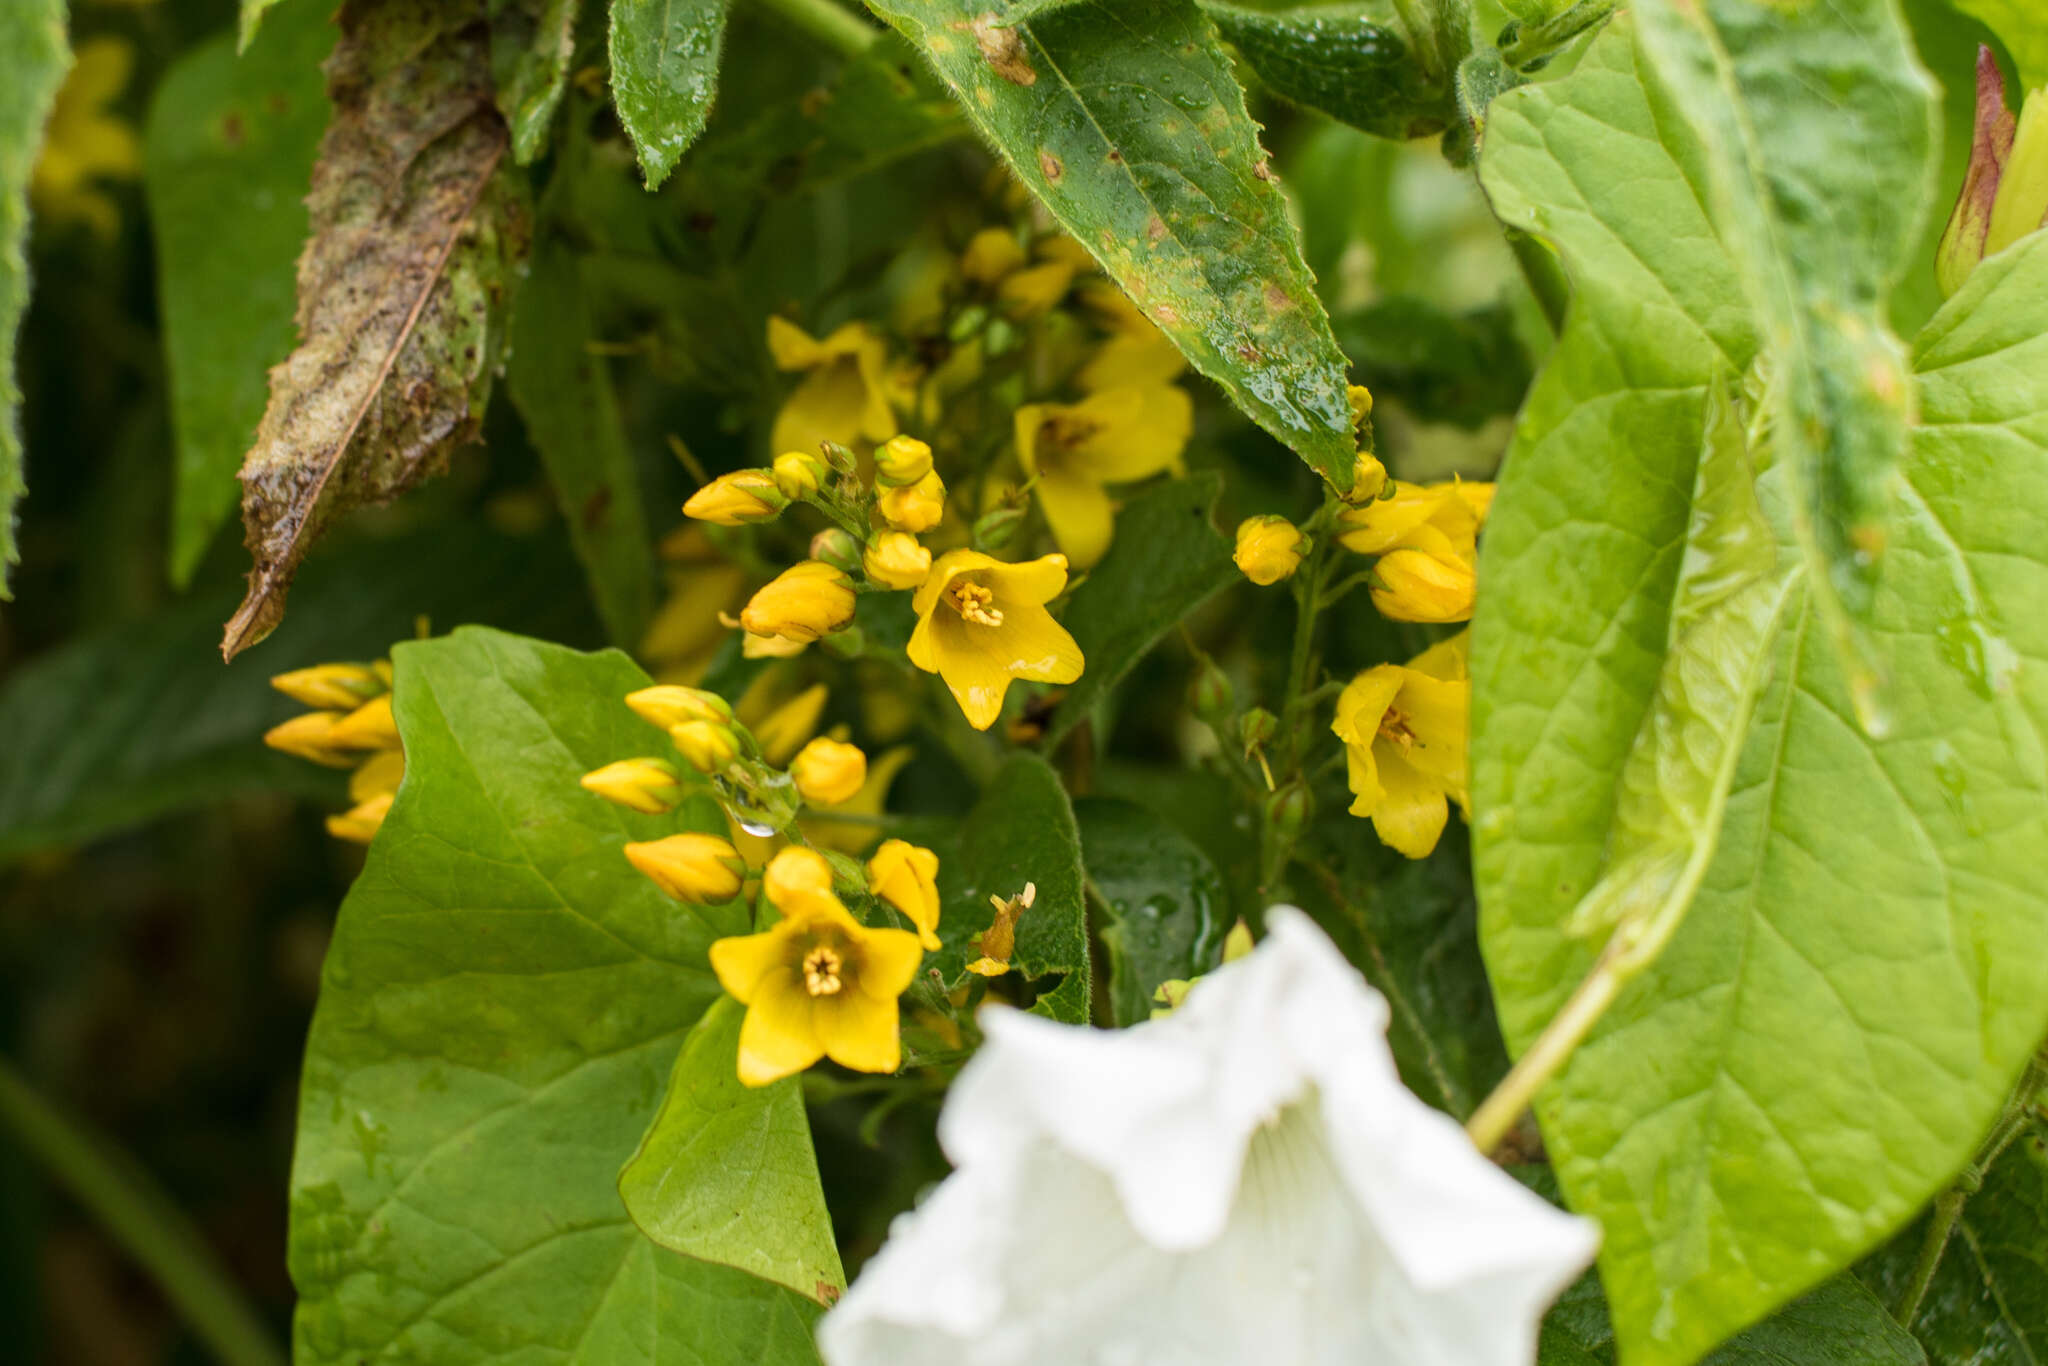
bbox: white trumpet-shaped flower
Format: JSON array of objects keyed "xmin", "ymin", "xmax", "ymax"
[{"xmin": 819, "ymin": 907, "xmax": 1598, "ymax": 1366}]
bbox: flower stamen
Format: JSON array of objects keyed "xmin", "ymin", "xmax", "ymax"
[
  {"xmin": 1376, "ymin": 705, "xmax": 1417, "ymax": 754},
  {"xmin": 947, "ymin": 580, "xmax": 1005, "ymax": 627},
  {"xmin": 804, "ymin": 946, "xmax": 845, "ymax": 997}
]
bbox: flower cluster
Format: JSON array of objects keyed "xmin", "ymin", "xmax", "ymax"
[{"xmin": 261, "ymin": 660, "xmax": 405, "ymax": 843}]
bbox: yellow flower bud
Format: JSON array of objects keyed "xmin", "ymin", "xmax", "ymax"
[
  {"xmin": 1342, "ymin": 450, "xmax": 1389, "ymax": 504},
  {"xmin": 625, "ymin": 832, "xmax": 747, "ymax": 903},
  {"xmin": 996, "ymin": 260, "xmax": 1076, "ymax": 318},
  {"xmin": 773, "ymin": 450, "xmax": 829, "ymax": 500},
  {"xmin": 326, "ymin": 792, "xmax": 394, "ymax": 845},
  {"xmin": 873, "ymin": 434, "xmax": 934, "ymax": 487},
  {"xmin": 580, "ymin": 757, "xmax": 685, "ymax": 814},
  {"xmin": 670, "ymin": 719, "xmax": 741, "ymax": 773},
  {"xmin": 875, "ymin": 470, "xmax": 947, "ymax": 533},
  {"xmin": 742, "ymin": 630, "xmax": 809, "ymax": 659},
  {"xmin": 1234, "ymin": 515, "xmax": 1306, "ymax": 586},
  {"xmin": 626, "ymin": 684, "xmax": 733, "ymax": 731},
  {"xmin": 683, "ymin": 470, "xmax": 788, "ymax": 526},
  {"xmin": 348, "ymin": 749, "xmax": 406, "ymax": 804},
  {"xmin": 810, "ymin": 528, "xmax": 861, "ymax": 573},
  {"xmin": 740, "ymin": 560, "xmax": 857, "ymax": 642},
  {"xmin": 1347, "ymin": 383, "xmax": 1374, "ymax": 428},
  {"xmin": 1370, "ymin": 541, "xmax": 1477, "ymax": 623},
  {"xmin": 863, "ymin": 530, "xmax": 932, "ymax": 590},
  {"xmin": 960, "ymin": 226, "xmax": 1026, "ymax": 285},
  {"xmin": 791, "ymin": 737, "xmax": 867, "ymax": 807},
  {"xmin": 866, "ymin": 838, "xmax": 941, "ymax": 949},
  {"xmin": 327, "ymin": 693, "xmax": 400, "ymax": 750},
  {"xmin": 762, "ymin": 845, "xmax": 835, "ymax": 909},
  {"xmin": 270, "ymin": 662, "xmax": 386, "ymax": 711},
  {"xmin": 1222, "ymin": 919, "xmax": 1254, "ymax": 963},
  {"xmin": 262, "ymin": 711, "xmax": 360, "ymax": 768}
]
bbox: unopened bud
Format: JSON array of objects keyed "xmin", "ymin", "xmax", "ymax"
[
  {"xmin": 874, "ymin": 434, "xmax": 934, "ymax": 487},
  {"xmin": 263, "ymin": 711, "xmax": 359, "ymax": 768},
  {"xmin": 819, "ymin": 441, "xmax": 858, "ymax": 475},
  {"xmin": 1342, "ymin": 450, "xmax": 1389, "ymax": 504},
  {"xmin": 774, "ymin": 449, "xmax": 830, "ymax": 500},
  {"xmin": 762, "ymin": 845, "xmax": 835, "ymax": 908},
  {"xmin": 1221, "ymin": 919, "xmax": 1254, "ymax": 963},
  {"xmin": 670, "ymin": 719, "xmax": 741, "ymax": 773},
  {"xmin": 791, "ymin": 737, "xmax": 867, "ymax": 806},
  {"xmin": 1370, "ymin": 543, "xmax": 1477, "ymax": 623},
  {"xmin": 874, "ymin": 470, "xmax": 947, "ymax": 533},
  {"xmin": 863, "ymin": 530, "xmax": 932, "ymax": 589},
  {"xmin": 580, "ymin": 757, "xmax": 685, "ymax": 814},
  {"xmin": 271, "ymin": 662, "xmax": 387, "ymax": 711},
  {"xmin": 626, "ymin": 685, "xmax": 732, "ymax": 732},
  {"xmin": 1239, "ymin": 707, "xmax": 1277, "ymax": 755},
  {"xmin": 810, "ymin": 527, "xmax": 861, "ymax": 574},
  {"xmin": 683, "ymin": 469, "xmax": 787, "ymax": 525},
  {"xmin": 327, "ymin": 694, "xmax": 400, "ymax": 750},
  {"xmin": 1189, "ymin": 656, "xmax": 1233, "ymax": 723},
  {"xmin": 1265, "ymin": 779, "xmax": 1314, "ymax": 844},
  {"xmin": 1233, "ymin": 515, "xmax": 1307, "ymax": 586},
  {"xmin": 327, "ymin": 792, "xmax": 394, "ymax": 845},
  {"xmin": 740, "ymin": 561, "xmax": 857, "ymax": 642},
  {"xmin": 625, "ymin": 832, "xmax": 746, "ymax": 903}
]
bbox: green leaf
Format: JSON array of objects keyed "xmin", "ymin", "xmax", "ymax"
[
  {"xmin": 224, "ymin": 0, "xmax": 531, "ymax": 659},
  {"xmin": 1947, "ymin": 0, "xmax": 2048, "ymax": 88},
  {"xmin": 608, "ymin": 0, "xmax": 732, "ymax": 189},
  {"xmin": 0, "ymin": 524, "xmax": 597, "ymax": 868},
  {"xmin": 1541, "ymin": 1270, "xmax": 1929, "ymax": 1365},
  {"xmin": 1202, "ymin": 1, "xmax": 1455, "ymax": 141},
  {"xmin": 1074, "ymin": 797, "xmax": 1226, "ymax": 1027},
  {"xmin": 239, "ymin": 0, "xmax": 297, "ymax": 52},
  {"xmin": 506, "ymin": 238, "xmax": 656, "ymax": 648},
  {"xmin": 493, "ymin": 0, "xmax": 581, "ymax": 163},
  {"xmin": 0, "ymin": 0, "xmax": 66, "ymax": 599},
  {"xmin": 1047, "ymin": 471, "xmax": 1236, "ymax": 746},
  {"xmin": 145, "ymin": 7, "xmax": 332, "ymax": 588},
  {"xmin": 1292, "ymin": 825, "xmax": 1507, "ymax": 1119},
  {"xmin": 927, "ymin": 753, "xmax": 1088, "ymax": 1018},
  {"xmin": 1631, "ymin": 0, "xmax": 1939, "ymax": 726},
  {"xmin": 1331, "ymin": 297, "xmax": 1531, "ymax": 430},
  {"xmin": 865, "ymin": 0, "xmax": 1358, "ymax": 484},
  {"xmin": 1861, "ymin": 1121, "xmax": 2048, "ymax": 1364},
  {"xmin": 618, "ymin": 998, "xmax": 844, "ymax": 1304},
  {"xmin": 1476, "ymin": 24, "xmax": 2048, "ymax": 1364},
  {"xmin": 289, "ymin": 626, "xmax": 824, "ymax": 1365}
]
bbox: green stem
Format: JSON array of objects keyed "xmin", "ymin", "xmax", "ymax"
[
  {"xmin": 1465, "ymin": 939, "xmax": 1626, "ymax": 1154},
  {"xmin": 1895, "ymin": 1052, "xmax": 2048, "ymax": 1327},
  {"xmin": 0, "ymin": 1057, "xmax": 284, "ymax": 1366},
  {"xmin": 750, "ymin": 0, "xmax": 879, "ymax": 58},
  {"xmin": 1505, "ymin": 227, "xmax": 1569, "ymax": 336}
]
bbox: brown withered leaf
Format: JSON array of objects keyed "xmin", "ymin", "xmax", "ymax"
[{"xmin": 223, "ymin": 0, "xmax": 530, "ymax": 660}]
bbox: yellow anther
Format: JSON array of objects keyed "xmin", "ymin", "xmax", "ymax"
[
  {"xmin": 948, "ymin": 580, "xmax": 1004, "ymax": 627},
  {"xmin": 803, "ymin": 946, "xmax": 845, "ymax": 997}
]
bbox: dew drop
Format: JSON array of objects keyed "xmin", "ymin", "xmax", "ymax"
[{"xmin": 738, "ymin": 818, "xmax": 776, "ymax": 837}]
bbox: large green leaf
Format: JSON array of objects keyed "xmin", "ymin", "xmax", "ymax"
[
  {"xmin": 1543, "ymin": 1270, "xmax": 1928, "ymax": 1365},
  {"xmin": 926, "ymin": 753, "xmax": 1088, "ymax": 1020},
  {"xmin": 289, "ymin": 626, "xmax": 824, "ymax": 1364},
  {"xmin": 492, "ymin": 0, "xmax": 580, "ymax": 163},
  {"xmin": 506, "ymin": 238, "xmax": 656, "ymax": 648},
  {"xmin": 1202, "ymin": 1, "xmax": 1454, "ymax": 141},
  {"xmin": 1475, "ymin": 23, "xmax": 2048, "ymax": 1364},
  {"xmin": 145, "ymin": 6, "xmax": 332, "ymax": 588},
  {"xmin": 0, "ymin": 0, "xmax": 66, "ymax": 599},
  {"xmin": 1862, "ymin": 1120, "xmax": 2048, "ymax": 1364},
  {"xmin": 1631, "ymin": 0, "xmax": 1938, "ymax": 723},
  {"xmin": 865, "ymin": 0, "xmax": 1358, "ymax": 485},
  {"xmin": 608, "ymin": 0, "xmax": 732, "ymax": 189},
  {"xmin": 1047, "ymin": 471, "xmax": 1236, "ymax": 746},
  {"xmin": 618, "ymin": 998, "xmax": 843, "ymax": 1304},
  {"xmin": 1074, "ymin": 797, "xmax": 1226, "ymax": 1027},
  {"xmin": 0, "ymin": 524, "xmax": 595, "ymax": 868},
  {"xmin": 1947, "ymin": 0, "xmax": 2048, "ymax": 87}
]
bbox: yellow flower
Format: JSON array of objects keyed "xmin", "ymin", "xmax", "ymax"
[
  {"xmin": 740, "ymin": 561, "xmax": 857, "ymax": 642},
  {"xmin": 684, "ymin": 470, "xmax": 787, "ymax": 526},
  {"xmin": 792, "ymin": 737, "xmax": 867, "ymax": 806},
  {"xmin": 1233, "ymin": 515, "xmax": 1307, "ymax": 586},
  {"xmin": 1074, "ymin": 281, "xmax": 1186, "ymax": 392},
  {"xmin": 1343, "ymin": 450, "xmax": 1389, "ymax": 504},
  {"xmin": 1015, "ymin": 385, "xmax": 1191, "ymax": 568},
  {"xmin": 326, "ymin": 793, "xmax": 394, "ymax": 846},
  {"xmin": 772, "ymin": 449, "xmax": 829, "ymax": 500},
  {"xmin": 348, "ymin": 749, "xmax": 405, "ymax": 804},
  {"xmin": 30, "ymin": 38, "xmax": 141, "ymax": 238},
  {"xmin": 327, "ymin": 694, "xmax": 400, "ymax": 750},
  {"xmin": 626, "ymin": 684, "xmax": 733, "ymax": 730},
  {"xmin": 625, "ymin": 832, "xmax": 747, "ymax": 903},
  {"xmin": 874, "ymin": 434, "xmax": 934, "ymax": 487},
  {"xmin": 710, "ymin": 854, "xmax": 925, "ymax": 1086},
  {"xmin": 1335, "ymin": 479, "xmax": 1490, "ymax": 556},
  {"xmin": 866, "ymin": 839, "xmax": 941, "ymax": 949},
  {"xmin": 1331, "ymin": 634, "xmax": 1470, "ymax": 859},
  {"xmin": 767, "ymin": 317, "xmax": 896, "ymax": 459},
  {"xmin": 1370, "ymin": 528, "xmax": 1476, "ymax": 623},
  {"xmin": 742, "ymin": 678, "xmax": 829, "ymax": 766},
  {"xmin": 805, "ymin": 745, "xmax": 915, "ymax": 856},
  {"xmin": 270, "ymin": 662, "xmax": 386, "ymax": 711},
  {"xmin": 642, "ymin": 530, "xmax": 751, "ymax": 683},
  {"xmin": 960, "ymin": 227, "xmax": 1026, "ymax": 284},
  {"xmin": 263, "ymin": 711, "xmax": 361, "ymax": 768},
  {"xmin": 863, "ymin": 530, "xmax": 932, "ymax": 590},
  {"xmin": 743, "ymin": 629, "xmax": 809, "ymax": 659},
  {"xmin": 908, "ymin": 551, "xmax": 1084, "ymax": 730},
  {"xmin": 997, "ymin": 261, "xmax": 1076, "ymax": 318},
  {"xmin": 875, "ymin": 470, "xmax": 947, "ymax": 533},
  {"xmin": 670, "ymin": 719, "xmax": 741, "ymax": 773},
  {"xmin": 580, "ymin": 758, "xmax": 684, "ymax": 814}
]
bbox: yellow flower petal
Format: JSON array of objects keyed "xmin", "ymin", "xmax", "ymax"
[
  {"xmin": 815, "ymin": 986, "xmax": 902, "ymax": 1074},
  {"xmin": 1370, "ymin": 746, "xmax": 1451, "ymax": 859},
  {"xmin": 710, "ymin": 924, "xmax": 800, "ymax": 1004},
  {"xmin": 736, "ymin": 970, "xmax": 827, "ymax": 1086},
  {"xmin": 1032, "ymin": 465, "xmax": 1116, "ymax": 569}
]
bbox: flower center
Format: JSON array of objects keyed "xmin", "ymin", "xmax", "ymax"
[
  {"xmin": 1376, "ymin": 704, "xmax": 1417, "ymax": 754},
  {"xmin": 947, "ymin": 580, "xmax": 1005, "ymax": 627},
  {"xmin": 803, "ymin": 946, "xmax": 844, "ymax": 996}
]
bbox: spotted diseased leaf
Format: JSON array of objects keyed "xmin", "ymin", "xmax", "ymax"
[
  {"xmin": 288, "ymin": 627, "xmax": 825, "ymax": 1364},
  {"xmin": 0, "ymin": 0, "xmax": 67, "ymax": 599},
  {"xmin": 1475, "ymin": 21, "xmax": 2048, "ymax": 1366},
  {"xmin": 865, "ymin": 0, "xmax": 1359, "ymax": 486},
  {"xmin": 608, "ymin": 0, "xmax": 732, "ymax": 189},
  {"xmin": 224, "ymin": 0, "xmax": 532, "ymax": 660},
  {"xmin": 491, "ymin": 0, "xmax": 580, "ymax": 164}
]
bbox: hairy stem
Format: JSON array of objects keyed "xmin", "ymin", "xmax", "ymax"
[
  {"xmin": 1465, "ymin": 941, "xmax": 1626, "ymax": 1154},
  {"xmin": 0, "ymin": 1056, "xmax": 284, "ymax": 1366}
]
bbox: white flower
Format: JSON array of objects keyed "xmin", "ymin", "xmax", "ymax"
[{"xmin": 819, "ymin": 906, "xmax": 1598, "ymax": 1366}]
